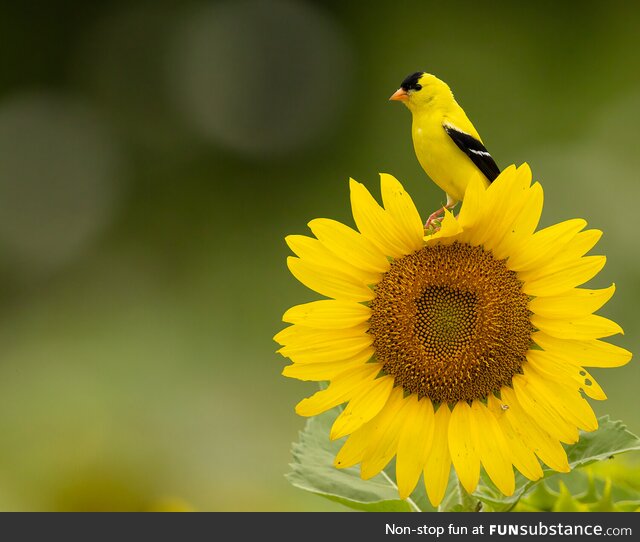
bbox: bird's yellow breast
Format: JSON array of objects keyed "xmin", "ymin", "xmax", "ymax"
[{"xmin": 411, "ymin": 116, "xmax": 489, "ymax": 204}]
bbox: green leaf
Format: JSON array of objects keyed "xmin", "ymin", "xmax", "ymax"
[
  {"xmin": 287, "ymin": 407, "xmax": 416, "ymax": 511},
  {"xmin": 516, "ymin": 480, "xmax": 558, "ymax": 511},
  {"xmin": 565, "ymin": 416, "xmax": 640, "ymax": 468},
  {"xmin": 472, "ymin": 471, "xmax": 534, "ymax": 512},
  {"xmin": 552, "ymin": 481, "xmax": 590, "ymax": 511},
  {"xmin": 287, "ymin": 408, "xmax": 640, "ymax": 512},
  {"xmin": 437, "ymin": 471, "xmax": 482, "ymax": 512},
  {"xmin": 516, "ymin": 461, "xmax": 640, "ymax": 511}
]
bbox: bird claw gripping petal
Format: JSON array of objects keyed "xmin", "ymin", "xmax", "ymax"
[
  {"xmin": 424, "ymin": 214, "xmax": 445, "ymax": 236},
  {"xmin": 425, "ymin": 207, "xmax": 445, "ymax": 230},
  {"xmin": 424, "ymin": 220, "xmax": 443, "ymax": 236}
]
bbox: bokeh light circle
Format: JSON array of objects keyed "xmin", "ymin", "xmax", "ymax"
[
  {"xmin": 167, "ymin": 0, "xmax": 353, "ymax": 157},
  {"xmin": 0, "ymin": 93, "xmax": 122, "ymax": 273}
]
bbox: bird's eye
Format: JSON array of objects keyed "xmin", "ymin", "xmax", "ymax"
[{"xmin": 400, "ymin": 71, "xmax": 424, "ymax": 93}]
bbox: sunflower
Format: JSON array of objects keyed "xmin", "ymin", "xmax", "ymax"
[{"xmin": 275, "ymin": 164, "xmax": 631, "ymax": 507}]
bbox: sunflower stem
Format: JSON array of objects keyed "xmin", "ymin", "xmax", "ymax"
[
  {"xmin": 456, "ymin": 477, "xmax": 481, "ymax": 512},
  {"xmin": 438, "ymin": 474, "xmax": 482, "ymax": 512},
  {"xmin": 378, "ymin": 470, "xmax": 422, "ymax": 512}
]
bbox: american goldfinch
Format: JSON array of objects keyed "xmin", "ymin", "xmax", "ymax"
[{"xmin": 390, "ymin": 72, "xmax": 500, "ymax": 225}]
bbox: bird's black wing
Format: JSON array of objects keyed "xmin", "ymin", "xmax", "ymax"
[{"xmin": 443, "ymin": 124, "xmax": 500, "ymax": 182}]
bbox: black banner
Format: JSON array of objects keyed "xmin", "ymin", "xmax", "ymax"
[{"xmin": 0, "ymin": 512, "xmax": 638, "ymax": 542}]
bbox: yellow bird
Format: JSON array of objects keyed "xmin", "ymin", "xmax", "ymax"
[{"xmin": 390, "ymin": 72, "xmax": 500, "ymax": 226}]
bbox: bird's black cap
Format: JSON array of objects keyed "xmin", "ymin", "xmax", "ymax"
[{"xmin": 400, "ymin": 71, "xmax": 425, "ymax": 91}]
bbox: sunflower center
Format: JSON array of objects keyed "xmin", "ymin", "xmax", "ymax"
[
  {"xmin": 369, "ymin": 242, "xmax": 533, "ymax": 403},
  {"xmin": 416, "ymin": 286, "xmax": 478, "ymax": 350}
]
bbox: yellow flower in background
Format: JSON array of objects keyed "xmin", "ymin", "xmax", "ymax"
[{"xmin": 275, "ymin": 165, "xmax": 631, "ymax": 507}]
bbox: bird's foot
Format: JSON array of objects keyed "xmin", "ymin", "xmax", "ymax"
[
  {"xmin": 424, "ymin": 207, "xmax": 445, "ymax": 235},
  {"xmin": 424, "ymin": 202, "xmax": 460, "ymax": 235},
  {"xmin": 425, "ymin": 221, "xmax": 442, "ymax": 235},
  {"xmin": 424, "ymin": 207, "xmax": 445, "ymax": 230}
]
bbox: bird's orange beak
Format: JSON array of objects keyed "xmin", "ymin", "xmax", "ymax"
[{"xmin": 389, "ymin": 88, "xmax": 409, "ymax": 101}]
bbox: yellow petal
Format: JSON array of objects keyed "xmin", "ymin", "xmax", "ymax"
[
  {"xmin": 530, "ymin": 229, "xmax": 603, "ymax": 276},
  {"xmin": 476, "ymin": 164, "xmax": 532, "ymax": 252},
  {"xmin": 423, "ymin": 404, "xmax": 452, "ymax": 508},
  {"xmin": 557, "ymin": 229, "xmax": 602, "ymax": 259},
  {"xmin": 380, "ymin": 173, "xmax": 424, "ymax": 252},
  {"xmin": 335, "ymin": 426, "xmax": 370, "ymax": 469},
  {"xmin": 287, "ymin": 256, "xmax": 375, "ymax": 302},
  {"xmin": 459, "ymin": 164, "xmax": 518, "ymax": 246},
  {"xmin": 518, "ymin": 231, "xmax": 605, "ymax": 283},
  {"xmin": 514, "ymin": 163, "xmax": 533, "ymax": 185},
  {"xmin": 448, "ymin": 401, "xmax": 480, "ymax": 494},
  {"xmin": 575, "ymin": 367, "xmax": 608, "ymax": 401},
  {"xmin": 274, "ymin": 324, "xmax": 373, "ymax": 363},
  {"xmin": 507, "ymin": 219, "xmax": 587, "ymax": 272},
  {"xmin": 456, "ymin": 175, "xmax": 486, "ymax": 231},
  {"xmin": 526, "ymin": 350, "xmax": 607, "ymax": 400},
  {"xmin": 500, "ymin": 387, "xmax": 570, "ymax": 473},
  {"xmin": 360, "ymin": 387, "xmax": 410, "ymax": 478},
  {"xmin": 470, "ymin": 400, "xmax": 515, "ymax": 496},
  {"xmin": 349, "ymin": 179, "xmax": 411, "ymax": 258},
  {"xmin": 426, "ymin": 208, "xmax": 463, "ymax": 244},
  {"xmin": 331, "ymin": 375, "xmax": 395, "ymax": 439},
  {"xmin": 529, "ymin": 285, "xmax": 615, "ymax": 319},
  {"xmin": 294, "ymin": 364, "xmax": 380, "ymax": 416},
  {"xmin": 523, "ymin": 364, "xmax": 598, "ymax": 432},
  {"xmin": 396, "ymin": 396, "xmax": 435, "ymax": 499},
  {"xmin": 522, "ymin": 256, "xmax": 606, "ymax": 297},
  {"xmin": 531, "ymin": 314, "xmax": 624, "ymax": 340},
  {"xmin": 308, "ymin": 218, "xmax": 390, "ymax": 274},
  {"xmin": 487, "ymin": 394, "xmax": 543, "ymax": 481},
  {"xmin": 282, "ymin": 343, "xmax": 373, "ymax": 366},
  {"xmin": 286, "ymin": 234, "xmax": 380, "ymax": 285},
  {"xmin": 491, "ymin": 181, "xmax": 544, "ymax": 260},
  {"xmin": 512, "ymin": 374, "xmax": 579, "ymax": 444},
  {"xmin": 480, "ymin": 163, "xmax": 517, "ymax": 201},
  {"xmin": 282, "ymin": 348, "xmax": 373, "ymax": 381},
  {"xmin": 275, "ymin": 323, "xmax": 367, "ymax": 348},
  {"xmin": 279, "ymin": 328, "xmax": 372, "ymax": 363},
  {"xmin": 273, "ymin": 324, "xmax": 299, "ymax": 346},
  {"xmin": 532, "ymin": 332, "xmax": 632, "ymax": 368},
  {"xmin": 283, "ymin": 300, "xmax": 371, "ymax": 329},
  {"xmin": 457, "ymin": 177, "xmax": 493, "ymax": 246}
]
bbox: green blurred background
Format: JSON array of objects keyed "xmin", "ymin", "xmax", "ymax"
[{"xmin": 0, "ymin": 0, "xmax": 637, "ymax": 511}]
